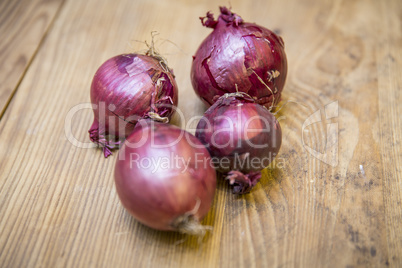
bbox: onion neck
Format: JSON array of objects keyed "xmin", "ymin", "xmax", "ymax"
[
  {"xmin": 222, "ymin": 92, "xmax": 255, "ymax": 100},
  {"xmin": 210, "ymin": 92, "xmax": 256, "ymax": 109},
  {"xmin": 226, "ymin": 170, "xmax": 262, "ymax": 194},
  {"xmin": 146, "ymin": 112, "xmax": 169, "ymax": 123},
  {"xmin": 88, "ymin": 120, "xmax": 121, "ymax": 158},
  {"xmin": 200, "ymin": 6, "xmax": 243, "ymax": 29},
  {"xmin": 218, "ymin": 6, "xmax": 243, "ymax": 26}
]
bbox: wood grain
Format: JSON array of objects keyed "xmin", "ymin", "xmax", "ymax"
[
  {"xmin": 0, "ymin": 0, "xmax": 401, "ymax": 267},
  {"xmin": 0, "ymin": 0, "xmax": 65, "ymax": 118}
]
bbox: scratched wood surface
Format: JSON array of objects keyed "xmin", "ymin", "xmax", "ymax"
[{"xmin": 0, "ymin": 0, "xmax": 401, "ymax": 267}]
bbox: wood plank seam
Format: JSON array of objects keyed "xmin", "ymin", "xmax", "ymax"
[{"xmin": 0, "ymin": 0, "xmax": 67, "ymax": 121}]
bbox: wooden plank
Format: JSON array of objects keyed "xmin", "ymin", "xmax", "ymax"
[
  {"xmin": 376, "ymin": 0, "xmax": 402, "ymax": 265},
  {"xmin": 0, "ymin": 0, "xmax": 64, "ymax": 117},
  {"xmin": 0, "ymin": 0, "xmax": 401, "ymax": 267}
]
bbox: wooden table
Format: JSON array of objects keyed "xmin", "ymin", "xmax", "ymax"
[{"xmin": 1, "ymin": 0, "xmax": 401, "ymax": 267}]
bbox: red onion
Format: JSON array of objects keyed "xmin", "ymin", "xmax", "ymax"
[
  {"xmin": 195, "ymin": 93, "xmax": 282, "ymax": 194},
  {"xmin": 191, "ymin": 7, "xmax": 287, "ymax": 109},
  {"xmin": 114, "ymin": 120, "xmax": 216, "ymax": 234},
  {"xmin": 89, "ymin": 53, "xmax": 178, "ymax": 157}
]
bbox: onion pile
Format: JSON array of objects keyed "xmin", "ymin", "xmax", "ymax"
[
  {"xmin": 114, "ymin": 120, "xmax": 216, "ymax": 234},
  {"xmin": 89, "ymin": 52, "xmax": 178, "ymax": 157},
  {"xmin": 196, "ymin": 93, "xmax": 282, "ymax": 194},
  {"xmin": 191, "ymin": 6, "xmax": 287, "ymax": 109},
  {"xmin": 87, "ymin": 6, "xmax": 287, "ymax": 237}
]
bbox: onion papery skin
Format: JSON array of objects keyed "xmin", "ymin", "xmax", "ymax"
[
  {"xmin": 89, "ymin": 53, "xmax": 178, "ymax": 157},
  {"xmin": 114, "ymin": 120, "xmax": 216, "ymax": 233},
  {"xmin": 195, "ymin": 94, "xmax": 282, "ymax": 194},
  {"xmin": 191, "ymin": 7, "xmax": 287, "ymax": 109}
]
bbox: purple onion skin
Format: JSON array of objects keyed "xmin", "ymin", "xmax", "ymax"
[
  {"xmin": 89, "ymin": 53, "xmax": 178, "ymax": 157},
  {"xmin": 114, "ymin": 120, "xmax": 216, "ymax": 232},
  {"xmin": 195, "ymin": 94, "xmax": 282, "ymax": 193},
  {"xmin": 191, "ymin": 7, "xmax": 287, "ymax": 109}
]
